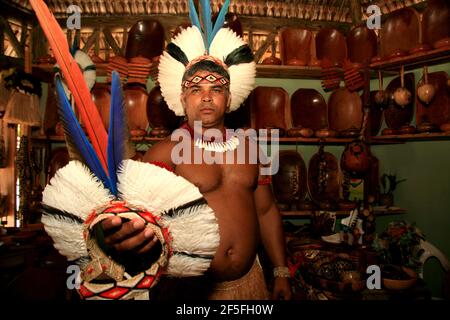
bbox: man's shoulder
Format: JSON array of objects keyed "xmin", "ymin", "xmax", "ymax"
[{"xmin": 142, "ymin": 136, "xmax": 177, "ymax": 167}]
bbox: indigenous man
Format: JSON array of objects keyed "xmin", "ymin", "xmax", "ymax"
[{"xmin": 100, "ymin": 12, "xmax": 292, "ymax": 300}]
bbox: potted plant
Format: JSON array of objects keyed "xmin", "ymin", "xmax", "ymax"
[{"xmin": 379, "ymin": 173, "xmax": 406, "ymax": 207}]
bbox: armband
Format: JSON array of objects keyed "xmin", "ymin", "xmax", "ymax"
[
  {"xmin": 273, "ymin": 266, "xmax": 291, "ymax": 278},
  {"xmin": 150, "ymin": 161, "xmax": 175, "ymax": 173},
  {"xmin": 258, "ymin": 176, "xmax": 272, "ymax": 186}
]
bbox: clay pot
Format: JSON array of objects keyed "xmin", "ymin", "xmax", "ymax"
[
  {"xmin": 124, "ymin": 83, "xmax": 149, "ymax": 136},
  {"xmin": 146, "ymin": 86, "xmax": 182, "ymax": 137},
  {"xmin": 125, "ymin": 20, "xmax": 165, "ymax": 61},
  {"xmin": 341, "ymin": 140, "xmax": 371, "ymax": 177},
  {"xmin": 91, "ymin": 82, "xmax": 111, "ymax": 130}
]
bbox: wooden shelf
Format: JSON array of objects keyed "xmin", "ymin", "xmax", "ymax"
[
  {"xmin": 32, "ymin": 134, "xmax": 416, "ymax": 146},
  {"xmin": 256, "ymin": 65, "xmax": 323, "ymax": 79},
  {"xmin": 34, "ymin": 62, "xmax": 386, "ymax": 81},
  {"xmin": 30, "ymin": 135, "xmax": 65, "ymax": 143},
  {"xmin": 370, "ymin": 47, "xmax": 450, "ymax": 72},
  {"xmin": 131, "ymin": 136, "xmax": 164, "ymax": 143},
  {"xmin": 281, "ymin": 207, "xmax": 406, "ymax": 219},
  {"xmin": 371, "ymin": 131, "xmax": 450, "ymax": 142}
]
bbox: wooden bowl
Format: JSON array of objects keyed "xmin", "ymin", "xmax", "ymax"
[{"xmin": 383, "ymin": 266, "xmax": 417, "ymax": 290}]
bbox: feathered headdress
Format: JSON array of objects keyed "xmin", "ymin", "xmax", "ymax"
[
  {"xmin": 30, "ymin": 0, "xmax": 220, "ymax": 300},
  {"xmin": 158, "ymin": 0, "xmax": 256, "ymax": 116}
]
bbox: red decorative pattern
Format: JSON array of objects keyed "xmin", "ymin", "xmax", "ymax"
[
  {"xmin": 136, "ymin": 275, "xmax": 156, "ymax": 289},
  {"xmin": 138, "ymin": 211, "xmax": 158, "ymax": 225},
  {"xmin": 99, "ymin": 287, "xmax": 130, "ymax": 299},
  {"xmin": 79, "ymin": 285, "xmax": 95, "ymax": 298}
]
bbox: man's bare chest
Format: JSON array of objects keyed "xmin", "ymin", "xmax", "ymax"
[{"xmin": 175, "ymin": 162, "xmax": 259, "ymax": 194}]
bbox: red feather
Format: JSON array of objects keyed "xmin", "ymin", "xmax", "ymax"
[{"xmin": 29, "ymin": 0, "xmax": 108, "ymax": 172}]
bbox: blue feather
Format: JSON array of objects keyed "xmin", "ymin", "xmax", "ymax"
[
  {"xmin": 55, "ymin": 76, "xmax": 112, "ymax": 192},
  {"xmin": 211, "ymin": 0, "xmax": 230, "ymax": 42},
  {"xmin": 70, "ymin": 33, "xmax": 80, "ymax": 56},
  {"xmin": 106, "ymin": 71, "xmax": 127, "ymax": 197},
  {"xmin": 188, "ymin": 0, "xmax": 201, "ymax": 32},
  {"xmin": 201, "ymin": 0, "xmax": 213, "ymax": 49}
]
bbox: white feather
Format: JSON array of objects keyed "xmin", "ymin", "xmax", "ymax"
[
  {"xmin": 41, "ymin": 215, "xmax": 87, "ymax": 261},
  {"xmin": 161, "ymin": 204, "xmax": 219, "ymax": 256},
  {"xmin": 41, "ymin": 161, "xmax": 112, "ymax": 261},
  {"xmin": 172, "ymin": 27, "xmax": 206, "ymax": 62},
  {"xmin": 158, "ymin": 52, "xmax": 186, "ymax": 116},
  {"xmin": 209, "ymin": 28, "xmax": 246, "ymax": 61},
  {"xmin": 117, "ymin": 160, "xmax": 204, "ymax": 215},
  {"xmin": 166, "ymin": 255, "xmax": 213, "ymax": 277},
  {"xmin": 228, "ymin": 62, "xmax": 256, "ymax": 111},
  {"xmin": 42, "ymin": 161, "xmax": 113, "ymax": 220}
]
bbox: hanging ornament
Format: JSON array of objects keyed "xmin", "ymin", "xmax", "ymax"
[
  {"xmin": 393, "ymin": 66, "xmax": 412, "ymax": 107},
  {"xmin": 417, "ymin": 66, "xmax": 436, "ymax": 105}
]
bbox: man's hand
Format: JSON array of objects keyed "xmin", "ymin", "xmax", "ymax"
[
  {"xmin": 272, "ymin": 277, "xmax": 292, "ymax": 300},
  {"xmin": 101, "ymin": 216, "xmax": 159, "ymax": 254}
]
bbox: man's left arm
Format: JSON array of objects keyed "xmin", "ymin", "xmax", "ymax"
[{"xmin": 254, "ymin": 176, "xmax": 292, "ymax": 300}]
